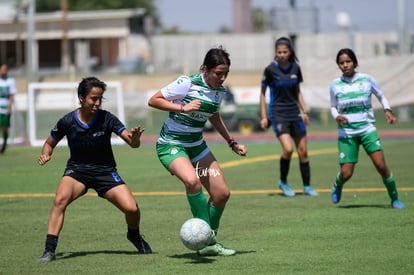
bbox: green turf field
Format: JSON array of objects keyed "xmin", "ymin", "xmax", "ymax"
[{"xmin": 0, "ymin": 139, "xmax": 413, "ymax": 274}]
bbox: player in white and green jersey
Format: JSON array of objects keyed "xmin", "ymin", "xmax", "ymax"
[
  {"xmin": 0, "ymin": 64, "xmax": 16, "ymax": 154},
  {"xmin": 329, "ymin": 48, "xmax": 404, "ymax": 209},
  {"xmin": 149, "ymin": 47, "xmax": 248, "ymax": 256}
]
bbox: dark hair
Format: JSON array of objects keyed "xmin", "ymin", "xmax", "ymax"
[
  {"xmin": 275, "ymin": 37, "xmax": 298, "ymax": 63},
  {"xmin": 336, "ymin": 48, "xmax": 358, "ymax": 68},
  {"xmin": 201, "ymin": 46, "xmax": 231, "ymax": 71},
  {"xmin": 77, "ymin": 77, "xmax": 106, "ymax": 98}
]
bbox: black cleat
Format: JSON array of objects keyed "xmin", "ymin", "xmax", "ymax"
[
  {"xmin": 38, "ymin": 251, "xmax": 56, "ymax": 263},
  {"xmin": 127, "ymin": 233, "xmax": 152, "ymax": 254}
]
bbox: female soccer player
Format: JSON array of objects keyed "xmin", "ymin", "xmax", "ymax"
[
  {"xmin": 0, "ymin": 63, "xmax": 16, "ymax": 154},
  {"xmin": 259, "ymin": 37, "xmax": 318, "ymax": 197},
  {"xmin": 329, "ymin": 48, "xmax": 404, "ymax": 209},
  {"xmin": 38, "ymin": 77, "xmax": 152, "ymax": 263},
  {"xmin": 148, "ymin": 46, "xmax": 247, "ymax": 256}
]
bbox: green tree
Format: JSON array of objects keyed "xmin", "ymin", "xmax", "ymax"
[{"xmin": 251, "ymin": 7, "xmax": 268, "ymax": 32}]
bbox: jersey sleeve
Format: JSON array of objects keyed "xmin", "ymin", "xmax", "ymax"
[
  {"xmin": 161, "ymin": 75, "xmax": 192, "ymax": 101},
  {"xmin": 50, "ymin": 117, "xmax": 68, "ymax": 143},
  {"xmin": 370, "ymin": 75, "xmax": 391, "ymax": 110},
  {"xmin": 106, "ymin": 111, "xmax": 126, "ymax": 135}
]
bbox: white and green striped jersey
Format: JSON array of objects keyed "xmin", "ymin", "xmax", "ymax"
[
  {"xmin": 329, "ymin": 72, "xmax": 391, "ymax": 138},
  {"xmin": 157, "ymin": 74, "xmax": 226, "ymax": 147},
  {"xmin": 0, "ymin": 76, "xmax": 16, "ymax": 114}
]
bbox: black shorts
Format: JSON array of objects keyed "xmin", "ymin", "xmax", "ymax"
[
  {"xmin": 63, "ymin": 168, "xmax": 125, "ymax": 197},
  {"xmin": 270, "ymin": 120, "xmax": 306, "ymax": 138}
]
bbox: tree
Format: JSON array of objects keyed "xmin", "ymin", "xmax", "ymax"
[{"xmin": 251, "ymin": 7, "xmax": 268, "ymax": 32}]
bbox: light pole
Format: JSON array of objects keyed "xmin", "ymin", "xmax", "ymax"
[{"xmin": 336, "ymin": 11, "xmax": 355, "ymax": 50}]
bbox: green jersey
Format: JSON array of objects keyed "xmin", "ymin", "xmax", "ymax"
[
  {"xmin": 329, "ymin": 72, "xmax": 391, "ymax": 138},
  {"xmin": 0, "ymin": 76, "xmax": 16, "ymax": 114},
  {"xmin": 157, "ymin": 74, "xmax": 226, "ymax": 147}
]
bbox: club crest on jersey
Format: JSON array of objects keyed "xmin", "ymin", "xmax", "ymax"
[
  {"xmin": 197, "ymin": 89, "xmax": 204, "ymax": 96},
  {"xmin": 170, "ymin": 147, "xmax": 178, "ymax": 155}
]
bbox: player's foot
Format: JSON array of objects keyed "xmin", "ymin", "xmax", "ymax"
[
  {"xmin": 127, "ymin": 232, "xmax": 152, "ymax": 254},
  {"xmin": 331, "ymin": 184, "xmax": 342, "ymax": 204},
  {"xmin": 38, "ymin": 251, "xmax": 55, "ymax": 263},
  {"xmin": 197, "ymin": 243, "xmax": 236, "ymax": 256},
  {"xmin": 279, "ymin": 180, "xmax": 295, "ymax": 197},
  {"xmin": 303, "ymin": 186, "xmax": 319, "ymax": 196},
  {"xmin": 391, "ymin": 200, "xmax": 405, "ymax": 209}
]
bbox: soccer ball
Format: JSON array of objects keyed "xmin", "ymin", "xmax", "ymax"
[{"xmin": 179, "ymin": 218, "xmax": 212, "ymax": 251}]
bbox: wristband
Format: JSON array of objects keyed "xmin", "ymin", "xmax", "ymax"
[
  {"xmin": 180, "ymin": 104, "xmax": 185, "ymax": 113},
  {"xmin": 228, "ymin": 138, "xmax": 238, "ymax": 149}
]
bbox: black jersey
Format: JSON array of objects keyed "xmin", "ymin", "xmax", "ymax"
[
  {"xmin": 50, "ymin": 109, "xmax": 126, "ymax": 172},
  {"xmin": 261, "ymin": 61, "xmax": 303, "ymax": 122}
]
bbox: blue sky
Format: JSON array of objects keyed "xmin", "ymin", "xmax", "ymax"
[{"xmin": 157, "ymin": 0, "xmax": 414, "ymax": 33}]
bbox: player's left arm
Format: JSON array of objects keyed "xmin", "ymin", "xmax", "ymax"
[
  {"xmin": 370, "ymin": 76, "xmax": 397, "ymax": 124},
  {"xmin": 297, "ymin": 87, "xmax": 309, "ymax": 126},
  {"xmin": 209, "ymin": 112, "xmax": 247, "ymax": 156},
  {"xmin": 7, "ymin": 94, "xmax": 14, "ymax": 115},
  {"xmin": 119, "ymin": 126, "xmax": 145, "ymax": 148}
]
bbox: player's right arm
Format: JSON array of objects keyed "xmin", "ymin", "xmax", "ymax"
[{"xmin": 38, "ymin": 136, "xmax": 58, "ymax": 166}]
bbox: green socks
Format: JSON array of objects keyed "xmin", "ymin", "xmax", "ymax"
[
  {"xmin": 208, "ymin": 204, "xmax": 224, "ymax": 236},
  {"xmin": 383, "ymin": 173, "xmax": 399, "ymax": 201},
  {"xmin": 186, "ymin": 190, "xmax": 210, "ymax": 224},
  {"xmin": 335, "ymin": 172, "xmax": 344, "ymax": 187},
  {"xmin": 186, "ymin": 190, "xmax": 225, "ymax": 235}
]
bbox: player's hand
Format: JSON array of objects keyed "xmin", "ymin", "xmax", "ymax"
[
  {"xmin": 233, "ymin": 143, "xmax": 247, "ymax": 157},
  {"xmin": 260, "ymin": 118, "xmax": 269, "ymax": 129},
  {"xmin": 38, "ymin": 154, "xmax": 51, "ymax": 166},
  {"xmin": 183, "ymin": 100, "xmax": 202, "ymax": 112},
  {"xmin": 336, "ymin": 115, "xmax": 348, "ymax": 125},
  {"xmin": 385, "ymin": 110, "xmax": 397, "ymax": 124},
  {"xmin": 130, "ymin": 125, "xmax": 145, "ymax": 139}
]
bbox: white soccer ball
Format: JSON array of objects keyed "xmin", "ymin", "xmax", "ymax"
[{"xmin": 179, "ymin": 218, "xmax": 212, "ymax": 251}]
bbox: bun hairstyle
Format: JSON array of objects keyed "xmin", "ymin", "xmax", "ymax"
[{"xmin": 275, "ymin": 37, "xmax": 299, "ymax": 63}]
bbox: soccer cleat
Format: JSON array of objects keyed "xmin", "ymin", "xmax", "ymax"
[
  {"xmin": 38, "ymin": 251, "xmax": 56, "ymax": 263},
  {"xmin": 391, "ymin": 200, "xmax": 405, "ymax": 209},
  {"xmin": 127, "ymin": 232, "xmax": 152, "ymax": 254},
  {"xmin": 303, "ymin": 186, "xmax": 319, "ymax": 196},
  {"xmin": 197, "ymin": 242, "xmax": 236, "ymax": 256},
  {"xmin": 278, "ymin": 180, "xmax": 295, "ymax": 197},
  {"xmin": 331, "ymin": 184, "xmax": 342, "ymax": 204}
]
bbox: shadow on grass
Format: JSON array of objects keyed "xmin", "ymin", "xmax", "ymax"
[
  {"xmin": 169, "ymin": 250, "xmax": 256, "ymax": 264},
  {"xmin": 57, "ymin": 250, "xmax": 153, "ymax": 260},
  {"xmin": 338, "ymin": 204, "xmax": 389, "ymax": 209}
]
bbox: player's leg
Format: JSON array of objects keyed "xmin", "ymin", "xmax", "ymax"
[
  {"xmin": 104, "ymin": 184, "xmax": 152, "ymax": 253},
  {"xmin": 278, "ymin": 133, "xmax": 296, "ymax": 196},
  {"xmin": 331, "ymin": 137, "xmax": 358, "ymax": 204},
  {"xmin": 293, "ymin": 124, "xmax": 318, "ymax": 196},
  {"xmin": 157, "ymin": 142, "xmax": 210, "ymax": 223},
  {"xmin": 0, "ymin": 114, "xmax": 10, "ymax": 154},
  {"xmin": 368, "ymin": 150, "xmax": 403, "ymax": 208},
  {"xmin": 363, "ymin": 133, "xmax": 404, "ymax": 209},
  {"xmin": 196, "ymin": 152, "xmax": 235, "ymax": 256},
  {"xmin": 39, "ymin": 176, "xmax": 86, "ymax": 263}
]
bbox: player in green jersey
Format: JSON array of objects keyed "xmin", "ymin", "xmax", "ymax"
[
  {"xmin": 148, "ymin": 46, "xmax": 247, "ymax": 256},
  {"xmin": 329, "ymin": 48, "xmax": 404, "ymax": 209}
]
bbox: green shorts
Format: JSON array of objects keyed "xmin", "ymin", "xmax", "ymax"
[
  {"xmin": 338, "ymin": 131, "xmax": 382, "ymax": 164},
  {"xmin": 156, "ymin": 141, "xmax": 210, "ymax": 170},
  {"xmin": 0, "ymin": 114, "xmax": 11, "ymax": 128}
]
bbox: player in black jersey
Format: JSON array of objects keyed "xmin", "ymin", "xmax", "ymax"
[
  {"xmin": 38, "ymin": 77, "xmax": 151, "ymax": 263},
  {"xmin": 260, "ymin": 37, "xmax": 318, "ymax": 197}
]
